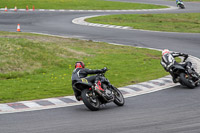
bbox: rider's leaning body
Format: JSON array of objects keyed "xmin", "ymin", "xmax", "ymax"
[
  {"xmin": 176, "ymin": 0, "xmax": 183, "ymax": 6},
  {"xmin": 71, "ymin": 61, "xmax": 107, "ymax": 100},
  {"xmin": 161, "ymin": 49, "xmax": 190, "ymax": 83}
]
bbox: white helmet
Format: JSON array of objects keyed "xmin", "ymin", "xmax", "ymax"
[{"xmin": 162, "ymin": 49, "xmax": 170, "ymax": 56}]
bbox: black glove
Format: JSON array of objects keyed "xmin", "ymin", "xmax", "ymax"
[
  {"xmin": 184, "ymin": 54, "xmax": 188, "ymax": 58},
  {"xmin": 102, "ymin": 67, "xmax": 107, "ymax": 73},
  {"xmin": 183, "ymin": 54, "xmax": 188, "ymax": 62}
]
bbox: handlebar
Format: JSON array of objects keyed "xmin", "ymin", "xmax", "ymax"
[{"xmin": 102, "ymin": 67, "xmax": 109, "ymax": 73}]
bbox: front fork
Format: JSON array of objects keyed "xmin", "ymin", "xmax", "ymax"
[{"xmin": 186, "ymin": 66, "xmax": 200, "ymax": 83}]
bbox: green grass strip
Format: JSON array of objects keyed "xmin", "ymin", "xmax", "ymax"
[
  {"xmin": 184, "ymin": 0, "xmax": 200, "ymax": 1},
  {"xmin": 1, "ymin": 0, "xmax": 167, "ymax": 10},
  {"xmin": 86, "ymin": 13, "xmax": 200, "ymax": 33},
  {"xmin": 0, "ymin": 31, "xmax": 168, "ymax": 103},
  {"xmin": 169, "ymin": 0, "xmax": 200, "ymax": 2}
]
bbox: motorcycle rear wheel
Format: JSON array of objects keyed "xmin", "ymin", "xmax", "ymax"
[
  {"xmin": 113, "ymin": 87, "xmax": 125, "ymax": 106},
  {"xmin": 81, "ymin": 89, "xmax": 100, "ymax": 111},
  {"xmin": 180, "ymin": 73, "xmax": 195, "ymax": 89},
  {"xmin": 178, "ymin": 4, "xmax": 185, "ymax": 9}
]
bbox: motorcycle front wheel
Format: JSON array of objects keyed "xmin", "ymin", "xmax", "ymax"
[
  {"xmin": 180, "ymin": 73, "xmax": 195, "ymax": 89},
  {"xmin": 113, "ymin": 87, "xmax": 125, "ymax": 106},
  {"xmin": 81, "ymin": 89, "xmax": 100, "ymax": 111}
]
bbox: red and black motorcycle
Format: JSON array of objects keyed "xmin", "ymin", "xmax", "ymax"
[{"xmin": 73, "ymin": 70, "xmax": 124, "ymax": 111}]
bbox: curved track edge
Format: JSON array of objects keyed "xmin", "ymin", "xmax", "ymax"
[{"xmin": 0, "ymin": 33, "xmax": 199, "ymax": 114}]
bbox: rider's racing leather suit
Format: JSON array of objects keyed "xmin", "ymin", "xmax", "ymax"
[
  {"xmin": 72, "ymin": 68, "xmax": 105, "ymax": 100},
  {"xmin": 161, "ymin": 52, "xmax": 189, "ymax": 83}
]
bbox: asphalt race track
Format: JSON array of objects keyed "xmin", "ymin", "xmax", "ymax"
[{"xmin": 0, "ymin": 0, "xmax": 200, "ymax": 132}]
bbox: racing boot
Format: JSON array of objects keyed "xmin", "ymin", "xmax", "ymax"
[
  {"xmin": 95, "ymin": 80, "xmax": 104, "ymax": 92},
  {"xmin": 94, "ymin": 80, "xmax": 105, "ymax": 95},
  {"xmin": 173, "ymin": 77, "xmax": 179, "ymax": 83},
  {"xmin": 75, "ymin": 95, "xmax": 82, "ymax": 101}
]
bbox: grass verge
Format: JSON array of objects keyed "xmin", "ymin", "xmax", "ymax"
[
  {"xmin": 86, "ymin": 13, "xmax": 200, "ymax": 33},
  {"xmin": 182, "ymin": 0, "xmax": 200, "ymax": 1},
  {"xmin": 1, "ymin": 0, "xmax": 167, "ymax": 10},
  {"xmin": 0, "ymin": 31, "xmax": 168, "ymax": 103},
  {"xmin": 184, "ymin": 0, "xmax": 200, "ymax": 1}
]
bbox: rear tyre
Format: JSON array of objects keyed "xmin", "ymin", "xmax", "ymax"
[
  {"xmin": 180, "ymin": 73, "xmax": 195, "ymax": 89},
  {"xmin": 181, "ymin": 6, "xmax": 185, "ymax": 9},
  {"xmin": 81, "ymin": 89, "xmax": 100, "ymax": 111},
  {"xmin": 179, "ymin": 80, "xmax": 185, "ymax": 86},
  {"xmin": 113, "ymin": 87, "xmax": 125, "ymax": 106}
]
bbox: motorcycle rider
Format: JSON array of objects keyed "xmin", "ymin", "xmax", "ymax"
[
  {"xmin": 71, "ymin": 61, "xmax": 107, "ymax": 101},
  {"xmin": 176, "ymin": 0, "xmax": 182, "ymax": 6},
  {"xmin": 161, "ymin": 49, "xmax": 192, "ymax": 83},
  {"xmin": 176, "ymin": 0, "xmax": 185, "ymax": 8}
]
